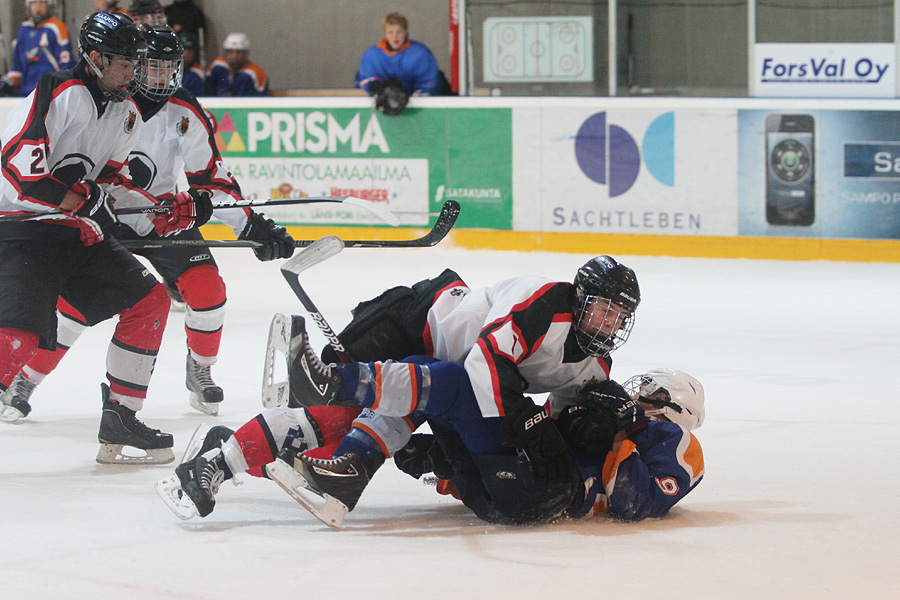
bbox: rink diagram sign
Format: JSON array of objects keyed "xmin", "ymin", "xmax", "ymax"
[
  {"xmin": 483, "ymin": 17, "xmax": 593, "ymax": 83},
  {"xmin": 209, "ymin": 106, "xmax": 513, "ymax": 229}
]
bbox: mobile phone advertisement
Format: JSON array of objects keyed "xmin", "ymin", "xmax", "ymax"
[{"xmin": 738, "ymin": 110, "xmax": 900, "ymax": 240}]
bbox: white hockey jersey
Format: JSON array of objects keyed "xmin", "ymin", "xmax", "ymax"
[
  {"xmin": 424, "ymin": 274, "xmax": 612, "ymax": 419},
  {"xmin": 0, "ymin": 64, "xmax": 157, "ymax": 235},
  {"xmin": 130, "ymin": 88, "xmax": 250, "ymax": 235}
]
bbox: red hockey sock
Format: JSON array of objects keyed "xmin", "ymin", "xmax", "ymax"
[{"xmin": 0, "ymin": 328, "xmax": 39, "ymax": 388}]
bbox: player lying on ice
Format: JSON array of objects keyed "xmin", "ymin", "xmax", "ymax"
[{"xmin": 157, "ymin": 316, "xmax": 705, "ymax": 527}]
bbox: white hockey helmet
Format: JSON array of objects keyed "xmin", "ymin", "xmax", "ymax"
[
  {"xmin": 223, "ymin": 32, "xmax": 250, "ymax": 51},
  {"xmin": 624, "ymin": 368, "xmax": 705, "ymax": 431}
]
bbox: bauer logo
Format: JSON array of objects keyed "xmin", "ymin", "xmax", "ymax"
[{"xmin": 574, "ymin": 112, "xmax": 674, "ymax": 197}]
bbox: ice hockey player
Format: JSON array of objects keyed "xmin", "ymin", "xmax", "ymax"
[
  {"xmin": 0, "ymin": 12, "xmax": 213, "ymax": 463},
  {"xmin": 155, "ymin": 256, "xmax": 700, "ymax": 525},
  {"xmin": 0, "ymin": 25, "xmax": 294, "ymax": 422},
  {"xmin": 206, "ymin": 32, "xmax": 268, "ymax": 97},
  {"xmin": 156, "ymin": 318, "xmax": 704, "ymax": 526},
  {"xmin": 0, "ymin": 0, "xmax": 75, "ymax": 98}
]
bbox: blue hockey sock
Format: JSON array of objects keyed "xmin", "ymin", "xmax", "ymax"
[
  {"xmin": 335, "ymin": 427, "xmax": 384, "ymax": 472},
  {"xmin": 334, "ymin": 363, "xmax": 363, "ymax": 403}
]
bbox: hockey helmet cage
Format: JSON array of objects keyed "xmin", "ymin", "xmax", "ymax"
[
  {"xmin": 223, "ymin": 32, "xmax": 250, "ymax": 51},
  {"xmin": 138, "ymin": 25, "xmax": 183, "ymax": 101},
  {"xmin": 79, "ymin": 12, "xmax": 147, "ymax": 102},
  {"xmin": 572, "ymin": 255, "xmax": 640, "ymax": 356},
  {"xmin": 624, "ymin": 368, "xmax": 705, "ymax": 431}
]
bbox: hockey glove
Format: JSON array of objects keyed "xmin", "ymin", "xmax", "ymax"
[
  {"xmin": 556, "ymin": 403, "xmax": 618, "ymax": 461},
  {"xmin": 375, "ymin": 80, "xmax": 409, "ymax": 116},
  {"xmin": 64, "ymin": 180, "xmax": 118, "ymax": 245},
  {"xmin": 499, "ymin": 402, "xmax": 573, "ymax": 487},
  {"xmin": 238, "ymin": 212, "xmax": 295, "ymax": 261},
  {"xmin": 394, "ymin": 434, "xmax": 453, "ymax": 480},
  {"xmin": 581, "ymin": 380, "xmax": 648, "ymax": 435},
  {"xmin": 152, "ymin": 188, "xmax": 213, "ymax": 237}
]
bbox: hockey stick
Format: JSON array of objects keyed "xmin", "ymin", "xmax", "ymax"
[
  {"xmin": 119, "ymin": 200, "xmax": 460, "ymax": 250},
  {"xmin": 279, "ymin": 236, "xmax": 351, "ymax": 362},
  {"xmin": 0, "ymin": 195, "xmax": 400, "ymax": 226}
]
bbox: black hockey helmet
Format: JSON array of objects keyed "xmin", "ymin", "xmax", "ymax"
[
  {"xmin": 138, "ymin": 25, "xmax": 183, "ymax": 101},
  {"xmin": 79, "ymin": 12, "xmax": 148, "ymax": 101},
  {"xmin": 572, "ymin": 255, "xmax": 641, "ymax": 356},
  {"xmin": 128, "ymin": 0, "xmax": 166, "ymax": 26}
]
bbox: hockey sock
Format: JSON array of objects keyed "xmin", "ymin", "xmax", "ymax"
[
  {"xmin": 105, "ymin": 284, "xmax": 169, "ymax": 407},
  {"xmin": 0, "ymin": 328, "xmax": 39, "ymax": 388},
  {"xmin": 334, "ymin": 427, "xmax": 385, "ymax": 472},
  {"xmin": 177, "ymin": 265, "xmax": 226, "ymax": 361}
]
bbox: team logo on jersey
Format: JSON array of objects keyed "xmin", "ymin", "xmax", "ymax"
[
  {"xmin": 176, "ymin": 116, "xmax": 190, "ymax": 137},
  {"xmin": 124, "ymin": 111, "xmax": 137, "ymax": 134}
]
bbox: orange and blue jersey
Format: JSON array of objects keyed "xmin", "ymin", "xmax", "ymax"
[
  {"xmin": 356, "ymin": 38, "xmax": 440, "ymax": 96},
  {"xmin": 8, "ymin": 16, "xmax": 74, "ymax": 97},
  {"xmin": 571, "ymin": 420, "xmax": 705, "ymax": 520},
  {"xmin": 206, "ymin": 57, "xmax": 268, "ymax": 97}
]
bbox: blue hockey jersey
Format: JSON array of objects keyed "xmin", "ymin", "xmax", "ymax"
[
  {"xmin": 8, "ymin": 17, "xmax": 74, "ymax": 97},
  {"xmin": 356, "ymin": 39, "xmax": 440, "ymax": 96}
]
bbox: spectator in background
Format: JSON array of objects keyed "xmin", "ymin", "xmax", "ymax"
[
  {"xmin": 164, "ymin": 0, "xmax": 207, "ymax": 37},
  {"xmin": 0, "ymin": 0, "xmax": 75, "ymax": 98},
  {"xmin": 356, "ymin": 12, "xmax": 445, "ymax": 98},
  {"xmin": 206, "ymin": 33, "xmax": 268, "ymax": 97},
  {"xmin": 179, "ymin": 31, "xmax": 205, "ymax": 96},
  {"xmin": 128, "ymin": 0, "xmax": 167, "ymax": 26},
  {"xmin": 92, "ymin": 0, "xmax": 125, "ymax": 13}
]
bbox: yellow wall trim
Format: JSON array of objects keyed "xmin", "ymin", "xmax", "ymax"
[{"xmin": 201, "ymin": 224, "xmax": 900, "ymax": 263}]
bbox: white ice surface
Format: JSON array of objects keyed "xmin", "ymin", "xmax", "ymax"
[{"xmin": 1, "ymin": 246, "xmax": 898, "ymax": 599}]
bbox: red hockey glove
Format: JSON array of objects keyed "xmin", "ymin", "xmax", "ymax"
[{"xmin": 152, "ymin": 188, "xmax": 213, "ymax": 237}]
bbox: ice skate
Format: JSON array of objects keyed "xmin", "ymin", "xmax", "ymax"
[
  {"xmin": 0, "ymin": 372, "xmax": 37, "ymax": 423},
  {"xmin": 186, "ymin": 353, "xmax": 224, "ymax": 415},
  {"xmin": 156, "ymin": 451, "xmax": 230, "ymax": 519},
  {"xmin": 96, "ymin": 383, "xmax": 174, "ymax": 464},
  {"xmin": 267, "ymin": 448, "xmax": 383, "ymax": 529},
  {"xmin": 286, "ymin": 315, "xmax": 344, "ymax": 408}
]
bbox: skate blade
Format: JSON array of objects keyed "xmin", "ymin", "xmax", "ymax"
[
  {"xmin": 0, "ymin": 405, "xmax": 26, "ymax": 423},
  {"xmin": 154, "ymin": 475, "xmax": 199, "ymax": 520},
  {"xmin": 180, "ymin": 423, "xmax": 211, "ymax": 463},
  {"xmin": 262, "ymin": 313, "xmax": 291, "ymax": 408},
  {"xmin": 189, "ymin": 393, "xmax": 220, "ymax": 416},
  {"xmin": 96, "ymin": 444, "xmax": 175, "ymax": 465},
  {"xmin": 266, "ymin": 458, "xmax": 348, "ymax": 529}
]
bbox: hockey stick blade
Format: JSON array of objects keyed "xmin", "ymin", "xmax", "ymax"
[{"xmin": 118, "ymin": 199, "xmax": 460, "ymax": 250}]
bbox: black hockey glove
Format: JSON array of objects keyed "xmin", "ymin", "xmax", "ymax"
[
  {"xmin": 581, "ymin": 379, "xmax": 649, "ymax": 435},
  {"xmin": 65, "ymin": 180, "xmax": 118, "ymax": 235},
  {"xmin": 394, "ymin": 434, "xmax": 453, "ymax": 480},
  {"xmin": 0, "ymin": 76, "xmax": 14, "ymax": 97},
  {"xmin": 499, "ymin": 402, "xmax": 573, "ymax": 487},
  {"xmin": 238, "ymin": 212, "xmax": 295, "ymax": 261},
  {"xmin": 556, "ymin": 403, "xmax": 618, "ymax": 461},
  {"xmin": 375, "ymin": 80, "xmax": 409, "ymax": 116}
]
